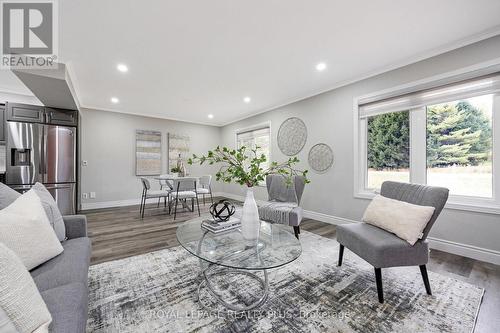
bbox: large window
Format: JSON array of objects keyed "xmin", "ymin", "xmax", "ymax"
[
  {"xmin": 236, "ymin": 124, "xmax": 271, "ymax": 174},
  {"xmin": 356, "ymin": 71, "xmax": 500, "ymax": 211},
  {"xmin": 367, "ymin": 111, "xmax": 410, "ymax": 189},
  {"xmin": 426, "ymin": 95, "xmax": 493, "ymax": 198}
]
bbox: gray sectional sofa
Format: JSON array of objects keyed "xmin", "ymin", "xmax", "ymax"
[{"xmin": 29, "ymin": 215, "xmax": 91, "ymax": 333}]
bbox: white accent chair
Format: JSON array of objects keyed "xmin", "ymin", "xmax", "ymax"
[
  {"xmin": 196, "ymin": 175, "xmax": 213, "ymax": 205},
  {"xmin": 140, "ymin": 177, "xmax": 170, "ymax": 218},
  {"xmin": 171, "ymin": 177, "xmax": 200, "ymax": 219}
]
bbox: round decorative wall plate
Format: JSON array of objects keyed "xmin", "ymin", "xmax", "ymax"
[
  {"xmin": 308, "ymin": 143, "xmax": 334, "ymax": 173},
  {"xmin": 277, "ymin": 117, "xmax": 307, "ymax": 156}
]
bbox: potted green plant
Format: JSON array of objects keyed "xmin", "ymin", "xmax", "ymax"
[
  {"xmin": 188, "ymin": 146, "xmax": 308, "ymax": 244},
  {"xmin": 170, "ymin": 166, "xmax": 182, "ymax": 177}
]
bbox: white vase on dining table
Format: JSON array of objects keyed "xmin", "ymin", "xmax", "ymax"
[{"xmin": 240, "ymin": 187, "xmax": 260, "ymax": 246}]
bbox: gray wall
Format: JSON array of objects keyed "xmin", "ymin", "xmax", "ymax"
[
  {"xmin": 220, "ymin": 35, "xmax": 500, "ymax": 254},
  {"xmin": 79, "ymin": 108, "xmax": 221, "ymax": 208}
]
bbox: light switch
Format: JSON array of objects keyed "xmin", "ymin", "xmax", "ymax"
[
  {"xmin": 90, "ymin": 192, "xmax": 96, "ymax": 199},
  {"xmin": 82, "ymin": 193, "xmax": 88, "ymax": 199}
]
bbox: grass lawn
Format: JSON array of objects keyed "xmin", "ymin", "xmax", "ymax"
[{"xmin": 368, "ymin": 165, "xmax": 492, "ymax": 198}]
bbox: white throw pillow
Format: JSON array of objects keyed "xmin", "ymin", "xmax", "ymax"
[
  {"xmin": 0, "ymin": 243, "xmax": 52, "ymax": 333},
  {"xmin": 32, "ymin": 183, "xmax": 66, "ymax": 242},
  {"xmin": 362, "ymin": 195, "xmax": 435, "ymax": 245},
  {"xmin": 0, "ymin": 190, "xmax": 63, "ymax": 270}
]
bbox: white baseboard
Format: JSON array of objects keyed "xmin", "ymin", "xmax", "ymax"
[
  {"xmin": 303, "ymin": 209, "xmax": 357, "ymax": 225},
  {"xmin": 80, "ymin": 192, "xmax": 231, "ymax": 211},
  {"xmin": 80, "ymin": 191, "xmax": 500, "ymax": 265},
  {"xmin": 81, "ymin": 199, "xmax": 141, "ymax": 210},
  {"xmin": 426, "ymin": 237, "xmax": 500, "ymax": 265}
]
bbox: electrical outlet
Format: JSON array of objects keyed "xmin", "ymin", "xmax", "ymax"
[
  {"xmin": 82, "ymin": 160, "xmax": 88, "ymax": 166},
  {"xmin": 82, "ymin": 193, "xmax": 88, "ymax": 199},
  {"xmin": 90, "ymin": 192, "xmax": 96, "ymax": 199}
]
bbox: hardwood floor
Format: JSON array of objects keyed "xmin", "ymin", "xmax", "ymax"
[{"xmin": 83, "ymin": 199, "xmax": 500, "ymax": 333}]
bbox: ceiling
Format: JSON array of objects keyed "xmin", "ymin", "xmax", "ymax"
[{"xmin": 1, "ymin": 0, "xmax": 500, "ymax": 126}]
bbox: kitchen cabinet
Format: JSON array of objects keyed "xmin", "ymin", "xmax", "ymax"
[
  {"xmin": 6, "ymin": 102, "xmax": 45, "ymax": 123},
  {"xmin": 5, "ymin": 103, "xmax": 77, "ymax": 126},
  {"xmin": 45, "ymin": 107, "xmax": 78, "ymax": 126}
]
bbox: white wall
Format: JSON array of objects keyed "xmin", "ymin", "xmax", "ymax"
[
  {"xmin": 79, "ymin": 108, "xmax": 221, "ymax": 209},
  {"xmin": 0, "ymin": 91, "xmax": 42, "ymax": 105},
  {"xmin": 219, "ymin": 35, "xmax": 500, "ymax": 264}
]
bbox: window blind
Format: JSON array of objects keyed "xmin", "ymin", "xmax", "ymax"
[
  {"xmin": 358, "ymin": 72, "xmax": 500, "ymax": 119},
  {"xmin": 236, "ymin": 127, "xmax": 270, "ymax": 141}
]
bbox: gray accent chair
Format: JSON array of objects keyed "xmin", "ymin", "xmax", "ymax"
[
  {"xmin": 336, "ymin": 181, "xmax": 449, "ymax": 303},
  {"xmin": 30, "ymin": 215, "xmax": 91, "ymax": 333},
  {"xmin": 258, "ymin": 174, "xmax": 306, "ymax": 239}
]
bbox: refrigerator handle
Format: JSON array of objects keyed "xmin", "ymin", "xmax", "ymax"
[
  {"xmin": 42, "ymin": 125, "xmax": 47, "ymax": 181},
  {"xmin": 38, "ymin": 125, "xmax": 44, "ymax": 178}
]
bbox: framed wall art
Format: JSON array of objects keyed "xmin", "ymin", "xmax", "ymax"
[{"xmin": 136, "ymin": 130, "xmax": 162, "ymax": 176}]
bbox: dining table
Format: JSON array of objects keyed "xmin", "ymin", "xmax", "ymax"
[{"xmin": 153, "ymin": 175, "xmax": 200, "ymax": 181}]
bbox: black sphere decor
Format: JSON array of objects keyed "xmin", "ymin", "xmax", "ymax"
[{"xmin": 209, "ymin": 200, "xmax": 236, "ymax": 222}]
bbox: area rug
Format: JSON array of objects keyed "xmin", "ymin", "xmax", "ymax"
[{"xmin": 87, "ymin": 231, "xmax": 483, "ymax": 333}]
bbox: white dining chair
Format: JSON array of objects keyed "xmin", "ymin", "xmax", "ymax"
[
  {"xmin": 157, "ymin": 174, "xmax": 174, "ymax": 207},
  {"xmin": 196, "ymin": 175, "xmax": 213, "ymax": 205},
  {"xmin": 140, "ymin": 177, "xmax": 170, "ymax": 218},
  {"xmin": 171, "ymin": 177, "xmax": 200, "ymax": 219}
]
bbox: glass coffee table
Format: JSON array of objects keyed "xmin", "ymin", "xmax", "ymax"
[{"xmin": 176, "ymin": 216, "xmax": 301, "ymax": 312}]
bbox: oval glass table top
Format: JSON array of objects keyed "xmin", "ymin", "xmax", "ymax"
[{"xmin": 176, "ymin": 216, "xmax": 302, "ymax": 270}]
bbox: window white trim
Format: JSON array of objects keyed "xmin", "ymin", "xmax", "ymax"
[
  {"xmin": 358, "ymin": 73, "xmax": 500, "ymax": 117},
  {"xmin": 357, "ymin": 57, "xmax": 500, "ymax": 105},
  {"xmin": 354, "ymin": 59, "xmax": 500, "ymax": 214},
  {"xmin": 409, "ymin": 107, "xmax": 427, "ymax": 184}
]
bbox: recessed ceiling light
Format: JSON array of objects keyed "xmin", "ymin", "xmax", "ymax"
[
  {"xmin": 243, "ymin": 96, "xmax": 251, "ymax": 103},
  {"xmin": 111, "ymin": 97, "xmax": 119, "ymax": 104},
  {"xmin": 117, "ymin": 63, "xmax": 128, "ymax": 73},
  {"xmin": 316, "ymin": 62, "xmax": 327, "ymax": 72},
  {"xmin": 208, "ymin": 114, "xmax": 214, "ymax": 119}
]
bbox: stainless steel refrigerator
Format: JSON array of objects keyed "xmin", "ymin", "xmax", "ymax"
[{"xmin": 6, "ymin": 121, "xmax": 76, "ymax": 214}]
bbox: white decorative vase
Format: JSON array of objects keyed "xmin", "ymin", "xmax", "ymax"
[{"xmin": 240, "ymin": 187, "xmax": 260, "ymax": 246}]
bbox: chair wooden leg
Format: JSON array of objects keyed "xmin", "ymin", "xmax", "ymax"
[
  {"xmin": 174, "ymin": 197, "xmax": 178, "ymax": 220},
  {"xmin": 209, "ymin": 191, "xmax": 213, "ymax": 204},
  {"xmin": 157, "ymin": 197, "xmax": 160, "ymax": 208},
  {"xmin": 203, "ymin": 194, "xmax": 205, "ymax": 205},
  {"xmin": 139, "ymin": 195, "xmax": 142, "ymax": 215},
  {"xmin": 338, "ymin": 244, "xmax": 344, "ymax": 266},
  {"xmin": 374, "ymin": 268, "xmax": 384, "ymax": 303},
  {"xmin": 293, "ymin": 226, "xmax": 300, "ymax": 239},
  {"xmin": 419, "ymin": 265, "xmax": 432, "ymax": 295},
  {"xmin": 141, "ymin": 197, "xmax": 146, "ymax": 218},
  {"xmin": 195, "ymin": 196, "xmax": 201, "ymax": 216}
]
